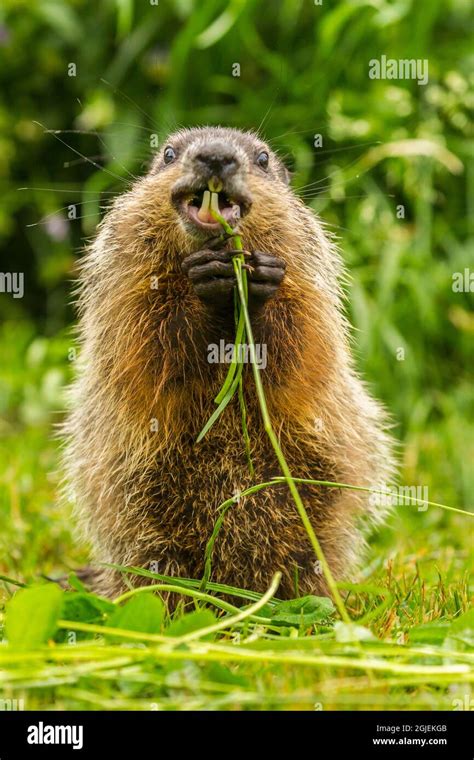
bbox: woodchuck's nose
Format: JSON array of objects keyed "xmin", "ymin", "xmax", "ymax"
[{"xmin": 194, "ymin": 141, "xmax": 238, "ymax": 178}]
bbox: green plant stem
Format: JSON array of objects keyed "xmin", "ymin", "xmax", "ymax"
[
  {"xmin": 214, "ymin": 291, "xmax": 246, "ymax": 403},
  {"xmin": 215, "ymin": 478, "xmax": 471, "ymax": 518},
  {"xmin": 178, "ymin": 572, "xmax": 281, "ymax": 642},
  {"xmin": 234, "ymin": 270, "xmax": 351, "ymax": 624},
  {"xmin": 2, "ymin": 640, "xmax": 472, "ymax": 667},
  {"xmin": 197, "ymin": 218, "xmax": 253, "ymax": 466},
  {"xmin": 200, "ymin": 499, "xmax": 235, "ymax": 592},
  {"xmin": 106, "ymin": 563, "xmax": 279, "ymax": 604},
  {"xmin": 238, "ymin": 375, "xmax": 254, "ymax": 475},
  {"xmin": 30, "ymin": 633, "xmax": 471, "ymax": 677},
  {"xmin": 112, "ymin": 582, "xmax": 271, "ymax": 624},
  {"xmin": 209, "ymin": 211, "xmax": 350, "ymax": 624},
  {"xmin": 196, "ymin": 363, "xmax": 243, "ymax": 442},
  {"xmin": 214, "ymin": 248, "xmax": 247, "ymax": 403}
]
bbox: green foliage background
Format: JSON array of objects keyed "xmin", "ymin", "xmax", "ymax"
[{"xmin": 0, "ymin": 0, "xmax": 472, "ymax": 583}]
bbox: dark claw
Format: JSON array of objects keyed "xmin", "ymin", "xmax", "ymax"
[{"xmin": 226, "ymin": 248, "xmax": 252, "ymax": 257}]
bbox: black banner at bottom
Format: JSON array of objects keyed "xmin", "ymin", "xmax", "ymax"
[{"xmin": 0, "ymin": 710, "xmax": 471, "ymax": 757}]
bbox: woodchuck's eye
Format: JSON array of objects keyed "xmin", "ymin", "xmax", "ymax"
[
  {"xmin": 164, "ymin": 146, "xmax": 176, "ymax": 164},
  {"xmin": 256, "ymin": 150, "xmax": 269, "ymax": 170}
]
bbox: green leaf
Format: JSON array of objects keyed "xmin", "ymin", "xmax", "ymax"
[
  {"xmin": 67, "ymin": 573, "xmax": 88, "ymax": 593},
  {"xmin": 165, "ymin": 610, "xmax": 217, "ymax": 640},
  {"xmin": 271, "ymin": 595, "xmax": 335, "ymax": 627},
  {"xmin": 62, "ymin": 592, "xmax": 115, "ymax": 623},
  {"xmin": 5, "ymin": 583, "xmax": 63, "ymax": 649},
  {"xmin": 37, "ymin": 1, "xmax": 81, "ymax": 45},
  {"xmin": 108, "ymin": 594, "xmax": 164, "ymax": 634},
  {"xmin": 206, "ymin": 662, "xmax": 249, "ymax": 688},
  {"xmin": 115, "ymin": 0, "xmax": 134, "ymax": 40},
  {"xmin": 451, "ymin": 608, "xmax": 474, "ymax": 634},
  {"xmin": 195, "ymin": 0, "xmax": 248, "ymax": 49},
  {"xmin": 411, "ymin": 611, "xmax": 474, "ymax": 649},
  {"xmin": 409, "ymin": 621, "xmax": 452, "ymax": 645},
  {"xmin": 447, "ymin": 609, "xmax": 474, "ymax": 648}
]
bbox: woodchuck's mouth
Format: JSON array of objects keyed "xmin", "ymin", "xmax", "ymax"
[{"xmin": 176, "ymin": 187, "xmax": 250, "ymax": 232}]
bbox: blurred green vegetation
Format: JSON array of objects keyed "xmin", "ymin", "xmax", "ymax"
[{"xmin": 0, "ymin": 0, "xmax": 473, "ymax": 581}]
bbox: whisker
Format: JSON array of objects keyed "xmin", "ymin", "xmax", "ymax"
[
  {"xmin": 100, "ymin": 78, "xmax": 157, "ymax": 129},
  {"xmin": 257, "ymin": 89, "xmax": 280, "ymax": 137},
  {"xmin": 64, "ymin": 155, "xmax": 104, "ymax": 168},
  {"xmin": 47, "ymin": 123, "xmax": 156, "ymax": 135},
  {"xmin": 298, "ymin": 179, "xmax": 361, "ymax": 196},
  {"xmin": 34, "ymin": 121, "xmax": 133, "ymax": 186},
  {"xmin": 25, "ymin": 200, "xmax": 114, "ymax": 228},
  {"xmin": 18, "ymin": 187, "xmax": 120, "ymax": 194},
  {"xmin": 267, "ymin": 128, "xmax": 315, "ymax": 143},
  {"xmin": 295, "ymin": 153, "xmax": 370, "ymax": 192},
  {"xmin": 49, "ymin": 124, "xmax": 142, "ymax": 181},
  {"xmin": 111, "ymin": 121, "xmax": 156, "ymax": 133},
  {"xmin": 301, "ymin": 194, "xmax": 377, "ymax": 200},
  {"xmin": 313, "ymin": 140, "xmax": 382, "ymax": 156},
  {"xmin": 90, "ymin": 128, "xmax": 140, "ymax": 182},
  {"xmin": 27, "ymin": 210, "xmax": 110, "ymax": 227},
  {"xmin": 318, "ymin": 220, "xmax": 353, "ymax": 234}
]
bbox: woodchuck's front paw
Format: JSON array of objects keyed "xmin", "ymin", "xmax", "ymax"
[
  {"xmin": 182, "ymin": 248, "xmax": 236, "ymax": 307},
  {"xmin": 182, "ymin": 248, "xmax": 286, "ymax": 307}
]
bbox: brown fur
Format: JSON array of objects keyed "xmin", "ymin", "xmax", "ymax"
[{"xmin": 62, "ymin": 127, "xmax": 395, "ymax": 601}]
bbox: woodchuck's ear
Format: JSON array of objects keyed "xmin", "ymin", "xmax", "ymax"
[{"xmin": 279, "ymin": 165, "xmax": 292, "ymax": 185}]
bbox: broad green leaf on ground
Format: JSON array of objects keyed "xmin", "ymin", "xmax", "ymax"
[
  {"xmin": 271, "ymin": 595, "xmax": 335, "ymax": 627},
  {"xmin": 62, "ymin": 591, "xmax": 115, "ymax": 624},
  {"xmin": 165, "ymin": 609, "xmax": 217, "ymax": 640},
  {"xmin": 409, "ymin": 621, "xmax": 452, "ymax": 645},
  {"xmin": 446, "ymin": 608, "xmax": 474, "ymax": 649},
  {"xmin": 205, "ymin": 662, "xmax": 249, "ymax": 688},
  {"xmin": 5, "ymin": 583, "xmax": 63, "ymax": 649},
  {"xmin": 108, "ymin": 594, "xmax": 164, "ymax": 634},
  {"xmin": 410, "ymin": 610, "xmax": 474, "ymax": 649}
]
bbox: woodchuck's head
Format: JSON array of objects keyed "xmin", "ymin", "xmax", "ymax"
[{"xmin": 148, "ymin": 126, "xmax": 291, "ymax": 242}]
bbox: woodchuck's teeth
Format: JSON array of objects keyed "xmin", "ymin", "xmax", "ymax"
[
  {"xmin": 197, "ymin": 190, "xmax": 211, "ymax": 221},
  {"xmin": 210, "ymin": 191, "xmax": 220, "ymax": 217}
]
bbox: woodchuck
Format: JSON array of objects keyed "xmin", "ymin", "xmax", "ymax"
[{"xmin": 63, "ymin": 126, "xmax": 395, "ymax": 602}]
